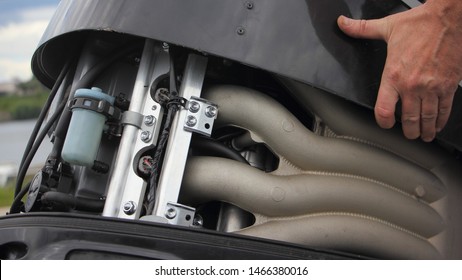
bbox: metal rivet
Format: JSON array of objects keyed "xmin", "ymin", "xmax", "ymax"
[
  {"xmin": 151, "ymin": 105, "xmax": 157, "ymax": 111},
  {"xmin": 186, "ymin": 115, "xmax": 197, "ymax": 127},
  {"xmin": 236, "ymin": 26, "xmax": 245, "ymax": 35},
  {"xmin": 205, "ymin": 106, "xmax": 217, "ymax": 118},
  {"xmin": 140, "ymin": 131, "xmax": 151, "ymax": 142},
  {"xmin": 165, "ymin": 208, "xmax": 177, "ymax": 219},
  {"xmin": 189, "ymin": 101, "xmax": 200, "ymax": 113},
  {"xmin": 123, "ymin": 201, "xmax": 136, "ymax": 215},
  {"xmin": 245, "ymin": 1, "xmax": 254, "ymax": 9}
]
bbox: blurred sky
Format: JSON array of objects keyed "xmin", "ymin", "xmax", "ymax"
[{"xmin": 0, "ymin": 0, "xmax": 60, "ymax": 83}]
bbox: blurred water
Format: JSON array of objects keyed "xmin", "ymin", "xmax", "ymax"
[{"xmin": 0, "ymin": 119, "xmax": 52, "ymax": 167}]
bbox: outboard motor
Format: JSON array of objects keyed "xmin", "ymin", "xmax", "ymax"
[{"xmin": 1, "ymin": 0, "xmax": 462, "ymax": 260}]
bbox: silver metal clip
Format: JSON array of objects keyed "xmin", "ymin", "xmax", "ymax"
[{"xmin": 183, "ymin": 96, "xmax": 218, "ymax": 137}]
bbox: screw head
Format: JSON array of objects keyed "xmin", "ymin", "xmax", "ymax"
[
  {"xmin": 205, "ymin": 106, "xmax": 218, "ymax": 118},
  {"xmin": 140, "ymin": 131, "xmax": 151, "ymax": 142},
  {"xmin": 236, "ymin": 26, "xmax": 245, "ymax": 35},
  {"xmin": 144, "ymin": 115, "xmax": 155, "ymax": 126},
  {"xmin": 189, "ymin": 101, "xmax": 200, "ymax": 113},
  {"xmin": 186, "ymin": 115, "xmax": 197, "ymax": 127},
  {"xmin": 123, "ymin": 201, "xmax": 136, "ymax": 215},
  {"xmin": 245, "ymin": 1, "xmax": 254, "ymax": 9},
  {"xmin": 165, "ymin": 208, "xmax": 177, "ymax": 219},
  {"xmin": 162, "ymin": 42, "xmax": 169, "ymax": 50},
  {"xmin": 193, "ymin": 215, "xmax": 204, "ymax": 227}
]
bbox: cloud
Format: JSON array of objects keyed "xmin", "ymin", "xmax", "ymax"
[
  {"xmin": 0, "ymin": 59, "xmax": 31, "ymax": 82},
  {"xmin": 0, "ymin": 5, "xmax": 56, "ymax": 82},
  {"xmin": 18, "ymin": 6, "xmax": 57, "ymax": 23}
]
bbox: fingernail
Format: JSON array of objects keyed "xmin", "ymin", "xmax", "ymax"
[
  {"xmin": 422, "ymin": 137, "xmax": 433, "ymax": 143},
  {"xmin": 341, "ymin": 16, "xmax": 353, "ymax": 26}
]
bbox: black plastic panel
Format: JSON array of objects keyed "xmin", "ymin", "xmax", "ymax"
[
  {"xmin": 0, "ymin": 213, "xmax": 359, "ymax": 260},
  {"xmin": 32, "ymin": 0, "xmax": 461, "ymax": 150}
]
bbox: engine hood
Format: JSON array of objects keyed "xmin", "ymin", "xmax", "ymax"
[{"xmin": 31, "ymin": 0, "xmax": 462, "ymax": 150}]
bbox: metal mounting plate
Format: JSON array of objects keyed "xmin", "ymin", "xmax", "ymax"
[{"xmin": 184, "ymin": 96, "xmax": 218, "ymax": 137}]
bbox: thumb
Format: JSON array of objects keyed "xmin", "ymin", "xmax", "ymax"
[{"xmin": 337, "ymin": 15, "xmax": 389, "ymax": 41}]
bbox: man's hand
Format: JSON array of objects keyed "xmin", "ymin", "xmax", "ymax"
[{"xmin": 337, "ymin": 0, "xmax": 462, "ymax": 142}]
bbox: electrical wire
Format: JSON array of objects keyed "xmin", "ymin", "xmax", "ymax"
[
  {"xmin": 14, "ymin": 60, "xmax": 72, "ymax": 197},
  {"xmin": 10, "ymin": 98, "xmax": 68, "ymax": 213},
  {"xmin": 40, "ymin": 192, "xmax": 105, "ymax": 212},
  {"xmin": 12, "ymin": 42, "xmax": 143, "ymax": 213},
  {"xmin": 146, "ymin": 106, "xmax": 177, "ymax": 214},
  {"xmin": 8, "ymin": 182, "xmax": 30, "ymax": 214},
  {"xmin": 146, "ymin": 54, "xmax": 180, "ymax": 215}
]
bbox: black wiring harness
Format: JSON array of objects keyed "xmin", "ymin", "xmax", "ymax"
[
  {"xmin": 146, "ymin": 55, "xmax": 186, "ymax": 215},
  {"xmin": 10, "ymin": 60, "xmax": 73, "ymax": 214}
]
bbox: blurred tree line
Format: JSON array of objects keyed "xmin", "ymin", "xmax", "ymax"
[{"xmin": 0, "ymin": 77, "xmax": 48, "ymax": 122}]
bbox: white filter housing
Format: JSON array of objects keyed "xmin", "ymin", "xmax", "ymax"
[{"xmin": 62, "ymin": 87, "xmax": 114, "ymax": 167}]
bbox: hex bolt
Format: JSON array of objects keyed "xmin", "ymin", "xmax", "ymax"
[
  {"xmin": 189, "ymin": 101, "xmax": 200, "ymax": 113},
  {"xmin": 123, "ymin": 201, "xmax": 136, "ymax": 215},
  {"xmin": 205, "ymin": 106, "xmax": 218, "ymax": 118},
  {"xmin": 140, "ymin": 131, "xmax": 151, "ymax": 142},
  {"xmin": 193, "ymin": 215, "xmax": 204, "ymax": 227},
  {"xmin": 144, "ymin": 115, "xmax": 155, "ymax": 126},
  {"xmin": 165, "ymin": 208, "xmax": 177, "ymax": 219},
  {"xmin": 186, "ymin": 115, "xmax": 197, "ymax": 127}
]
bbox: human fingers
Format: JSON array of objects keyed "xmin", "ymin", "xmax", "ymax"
[
  {"xmin": 420, "ymin": 96, "xmax": 438, "ymax": 142},
  {"xmin": 401, "ymin": 88, "xmax": 424, "ymax": 139},
  {"xmin": 374, "ymin": 79, "xmax": 399, "ymax": 130},
  {"xmin": 337, "ymin": 15, "xmax": 389, "ymax": 41},
  {"xmin": 435, "ymin": 91, "xmax": 455, "ymax": 133}
]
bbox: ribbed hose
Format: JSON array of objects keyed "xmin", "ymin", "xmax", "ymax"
[
  {"xmin": 182, "ymin": 156, "xmax": 443, "ymax": 259},
  {"xmin": 177, "ymin": 85, "xmax": 460, "ymax": 259},
  {"xmin": 278, "ymin": 79, "xmax": 462, "ymax": 259},
  {"xmin": 278, "ymin": 78, "xmax": 449, "ymax": 170},
  {"xmin": 202, "ymin": 85, "xmax": 445, "ymax": 203},
  {"xmin": 238, "ymin": 214, "xmax": 441, "ymax": 259}
]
